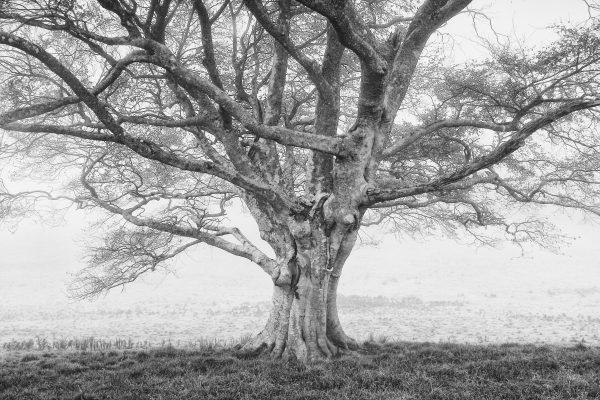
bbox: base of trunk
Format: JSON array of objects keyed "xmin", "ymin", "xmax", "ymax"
[
  {"xmin": 239, "ymin": 277, "xmax": 358, "ymax": 362},
  {"xmin": 239, "ymin": 285, "xmax": 292, "ymax": 358}
]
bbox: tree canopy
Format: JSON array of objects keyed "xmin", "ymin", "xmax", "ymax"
[{"xmin": 1, "ymin": 0, "xmax": 599, "ymax": 360}]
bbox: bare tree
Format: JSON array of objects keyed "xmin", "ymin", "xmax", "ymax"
[{"xmin": 0, "ymin": 0, "xmax": 599, "ymax": 361}]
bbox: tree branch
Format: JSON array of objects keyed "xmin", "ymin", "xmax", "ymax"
[
  {"xmin": 368, "ymin": 97, "xmax": 600, "ymax": 204},
  {"xmin": 78, "ymin": 158, "xmax": 279, "ymax": 275},
  {"xmin": 381, "ymin": 118, "xmax": 515, "ymax": 158},
  {"xmin": 244, "ymin": 0, "xmax": 333, "ymax": 97},
  {"xmin": 294, "ymin": 0, "xmax": 387, "ymax": 74},
  {"xmin": 385, "ymin": 0, "xmax": 472, "ymax": 115},
  {"xmin": 2, "ymin": 122, "xmax": 302, "ymax": 212}
]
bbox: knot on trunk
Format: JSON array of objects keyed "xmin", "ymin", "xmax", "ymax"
[
  {"xmin": 342, "ymin": 213, "xmax": 355, "ymax": 225},
  {"xmin": 289, "ymin": 219, "xmax": 312, "ymax": 248},
  {"xmin": 272, "ymin": 259, "xmax": 294, "ymax": 287},
  {"xmin": 289, "ymin": 192, "xmax": 334, "ymax": 224},
  {"xmin": 290, "ymin": 192, "xmax": 331, "ymax": 220}
]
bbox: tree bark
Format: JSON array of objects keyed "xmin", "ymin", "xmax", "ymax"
[
  {"xmin": 240, "ymin": 284, "xmax": 294, "ymax": 357},
  {"xmin": 241, "ymin": 269, "xmax": 356, "ymax": 360},
  {"xmin": 240, "ymin": 120, "xmax": 374, "ymax": 362},
  {"xmin": 240, "ymin": 217, "xmax": 359, "ymax": 361},
  {"xmin": 326, "ymin": 273, "xmax": 359, "ymax": 350}
]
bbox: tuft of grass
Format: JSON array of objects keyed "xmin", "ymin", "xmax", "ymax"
[
  {"xmin": 1, "ymin": 336, "xmax": 244, "ymax": 353},
  {"xmin": 1, "ymin": 341, "xmax": 600, "ymax": 399}
]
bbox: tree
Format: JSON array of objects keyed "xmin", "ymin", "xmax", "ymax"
[{"xmin": 0, "ymin": 0, "xmax": 599, "ymax": 361}]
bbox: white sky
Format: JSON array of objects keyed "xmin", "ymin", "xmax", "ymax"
[{"xmin": 445, "ymin": 0, "xmax": 591, "ymax": 58}]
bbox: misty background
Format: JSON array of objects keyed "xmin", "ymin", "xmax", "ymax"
[
  {"xmin": 2, "ymin": 205, "xmax": 599, "ymax": 346},
  {"xmin": 1, "ymin": 0, "xmax": 599, "ymax": 347}
]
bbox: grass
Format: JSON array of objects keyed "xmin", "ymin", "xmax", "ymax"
[
  {"xmin": 1, "ymin": 336, "xmax": 242, "ymax": 352},
  {"xmin": 1, "ymin": 340, "xmax": 600, "ymax": 399}
]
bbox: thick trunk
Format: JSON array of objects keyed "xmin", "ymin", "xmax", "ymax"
[
  {"xmin": 241, "ymin": 275, "xmax": 356, "ymax": 361},
  {"xmin": 286, "ymin": 273, "xmax": 337, "ymax": 360},
  {"xmin": 240, "ymin": 120, "xmax": 373, "ymax": 361},
  {"xmin": 241, "ymin": 221, "xmax": 359, "ymax": 361},
  {"xmin": 326, "ymin": 275, "xmax": 359, "ymax": 350}
]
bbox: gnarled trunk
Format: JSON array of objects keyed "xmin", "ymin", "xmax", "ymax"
[
  {"xmin": 241, "ymin": 121, "xmax": 375, "ymax": 362},
  {"xmin": 241, "ymin": 271, "xmax": 356, "ymax": 361},
  {"xmin": 241, "ymin": 213, "xmax": 360, "ymax": 361}
]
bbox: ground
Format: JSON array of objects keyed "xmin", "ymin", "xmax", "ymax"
[{"xmin": 1, "ymin": 342, "xmax": 599, "ymax": 399}]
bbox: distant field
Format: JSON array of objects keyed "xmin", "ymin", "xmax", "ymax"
[
  {"xmin": 2, "ymin": 227, "xmax": 600, "ymax": 347},
  {"xmin": 3, "ymin": 293, "xmax": 600, "ymax": 349},
  {"xmin": 1, "ymin": 341, "xmax": 599, "ymax": 400}
]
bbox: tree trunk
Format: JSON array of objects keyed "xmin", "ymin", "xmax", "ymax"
[
  {"xmin": 240, "ymin": 284, "xmax": 294, "ymax": 358},
  {"xmin": 326, "ymin": 274, "xmax": 359, "ymax": 350},
  {"xmin": 241, "ymin": 216, "xmax": 359, "ymax": 361},
  {"xmin": 240, "ymin": 120, "xmax": 370, "ymax": 362},
  {"xmin": 241, "ymin": 274, "xmax": 356, "ymax": 361}
]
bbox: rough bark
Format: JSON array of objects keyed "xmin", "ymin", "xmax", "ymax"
[
  {"xmin": 239, "ymin": 116, "xmax": 375, "ymax": 361},
  {"xmin": 240, "ymin": 255, "xmax": 357, "ymax": 360},
  {"xmin": 240, "ymin": 193, "xmax": 362, "ymax": 360}
]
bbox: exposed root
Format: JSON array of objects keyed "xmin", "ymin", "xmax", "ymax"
[
  {"xmin": 239, "ymin": 331, "xmax": 273, "ymax": 355},
  {"xmin": 239, "ymin": 271, "xmax": 360, "ymax": 362},
  {"xmin": 327, "ymin": 326, "xmax": 359, "ymax": 351},
  {"xmin": 238, "ymin": 285, "xmax": 292, "ymax": 359}
]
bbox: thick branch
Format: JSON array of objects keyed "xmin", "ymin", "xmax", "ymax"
[
  {"xmin": 385, "ymin": 0, "xmax": 472, "ymax": 115},
  {"xmin": 146, "ymin": 45, "xmax": 346, "ymax": 155},
  {"xmin": 295, "ymin": 0, "xmax": 387, "ymax": 74},
  {"xmin": 308, "ymin": 25, "xmax": 344, "ymax": 193},
  {"xmin": 192, "ymin": 0, "xmax": 232, "ymax": 127},
  {"xmin": 79, "ymin": 160, "xmax": 279, "ymax": 275},
  {"xmin": 0, "ymin": 31, "xmax": 126, "ymax": 135},
  {"xmin": 2, "ymin": 122, "xmax": 302, "ymax": 212}
]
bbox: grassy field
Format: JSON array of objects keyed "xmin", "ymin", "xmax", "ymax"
[{"xmin": 1, "ymin": 341, "xmax": 599, "ymax": 400}]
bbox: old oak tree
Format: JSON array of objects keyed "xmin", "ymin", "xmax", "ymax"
[{"xmin": 1, "ymin": 0, "xmax": 600, "ymax": 361}]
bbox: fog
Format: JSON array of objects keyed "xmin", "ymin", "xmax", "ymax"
[
  {"xmin": 1, "ymin": 0, "xmax": 599, "ymax": 347},
  {"xmin": 2, "ymin": 206, "xmax": 600, "ymax": 345}
]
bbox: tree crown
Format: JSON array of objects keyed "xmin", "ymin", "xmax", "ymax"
[{"xmin": 0, "ymin": 0, "xmax": 599, "ymax": 298}]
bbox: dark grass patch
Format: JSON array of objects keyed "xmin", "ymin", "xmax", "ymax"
[{"xmin": 1, "ymin": 342, "xmax": 600, "ymax": 399}]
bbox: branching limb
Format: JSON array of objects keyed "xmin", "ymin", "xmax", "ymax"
[
  {"xmin": 1, "ymin": 122, "xmax": 301, "ymax": 212},
  {"xmin": 368, "ymin": 97, "xmax": 600, "ymax": 204},
  {"xmin": 77, "ymin": 156, "xmax": 279, "ymax": 277},
  {"xmin": 385, "ymin": 0, "xmax": 472, "ymax": 115},
  {"xmin": 381, "ymin": 118, "xmax": 515, "ymax": 158},
  {"xmin": 294, "ymin": 0, "xmax": 387, "ymax": 74},
  {"xmin": 148, "ymin": 46, "xmax": 346, "ymax": 155},
  {"xmin": 0, "ymin": 31, "xmax": 346, "ymax": 156},
  {"xmin": 244, "ymin": 0, "xmax": 332, "ymax": 97}
]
